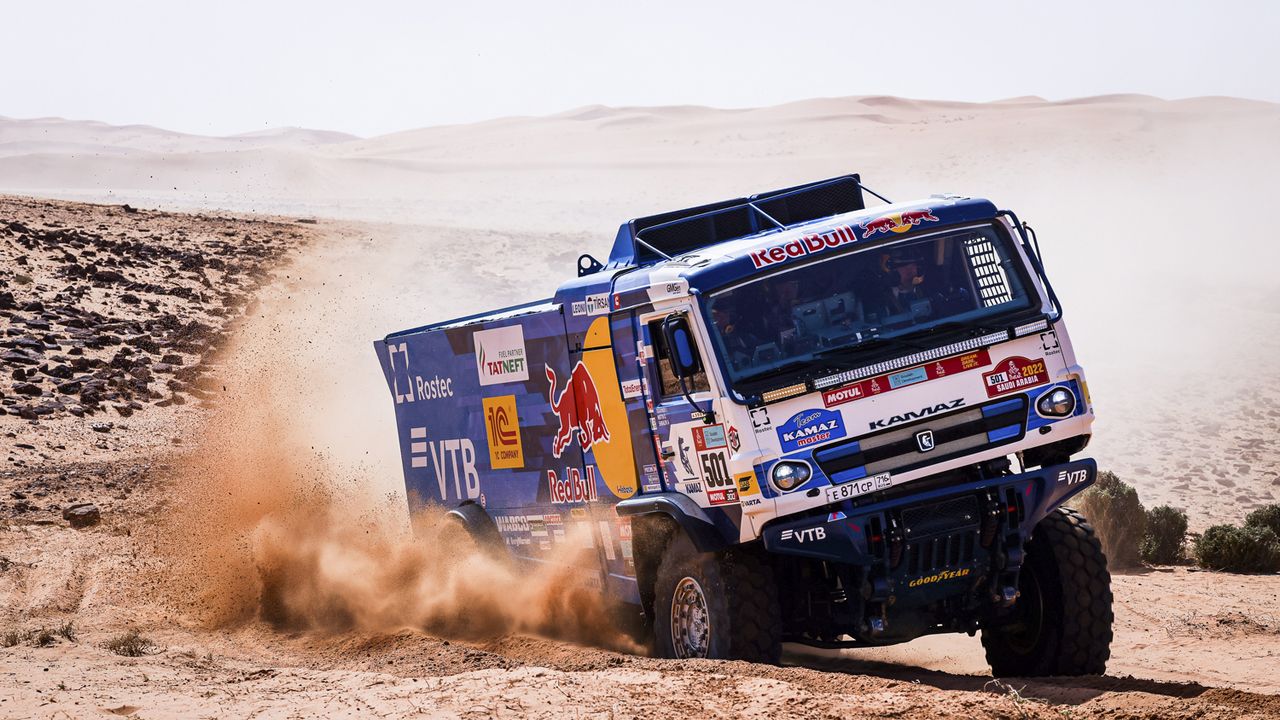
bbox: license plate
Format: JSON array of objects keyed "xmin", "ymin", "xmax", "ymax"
[{"xmin": 825, "ymin": 472, "xmax": 893, "ymax": 503}]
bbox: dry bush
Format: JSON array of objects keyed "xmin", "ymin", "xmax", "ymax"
[
  {"xmin": 102, "ymin": 630, "xmax": 159, "ymax": 657},
  {"xmin": 1193, "ymin": 524, "xmax": 1280, "ymax": 573},
  {"xmin": 56, "ymin": 621, "xmax": 77, "ymax": 642},
  {"xmin": 1245, "ymin": 504, "xmax": 1280, "ymax": 537},
  {"xmin": 1141, "ymin": 505, "xmax": 1189, "ymax": 565},
  {"xmin": 32, "ymin": 628, "xmax": 56, "ymax": 647},
  {"xmin": 1074, "ymin": 470, "xmax": 1146, "ymax": 568}
]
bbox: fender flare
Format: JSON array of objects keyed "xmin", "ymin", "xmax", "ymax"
[
  {"xmin": 446, "ymin": 501, "xmax": 508, "ymax": 558},
  {"xmin": 614, "ymin": 493, "xmax": 729, "ymax": 553}
]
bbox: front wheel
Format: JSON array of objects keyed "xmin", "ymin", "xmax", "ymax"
[
  {"xmin": 652, "ymin": 533, "xmax": 781, "ymax": 662},
  {"xmin": 982, "ymin": 507, "xmax": 1113, "ymax": 676}
]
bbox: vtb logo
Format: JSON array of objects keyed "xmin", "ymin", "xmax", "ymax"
[
  {"xmin": 483, "ymin": 395, "xmax": 524, "ymax": 469},
  {"xmin": 915, "ymin": 429, "xmax": 936, "ymax": 453}
]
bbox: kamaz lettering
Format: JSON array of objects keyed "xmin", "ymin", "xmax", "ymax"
[
  {"xmin": 378, "ymin": 173, "xmax": 1105, "ymax": 668},
  {"xmin": 868, "ymin": 398, "xmax": 965, "ymax": 430}
]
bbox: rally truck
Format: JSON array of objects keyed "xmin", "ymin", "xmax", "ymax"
[{"xmin": 376, "ymin": 174, "xmax": 1112, "ymax": 674}]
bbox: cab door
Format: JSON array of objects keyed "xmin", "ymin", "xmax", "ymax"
[{"xmin": 640, "ymin": 308, "xmax": 739, "ymax": 510}]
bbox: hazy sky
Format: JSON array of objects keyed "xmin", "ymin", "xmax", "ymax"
[{"xmin": 2, "ymin": 1, "xmax": 1276, "ymax": 137}]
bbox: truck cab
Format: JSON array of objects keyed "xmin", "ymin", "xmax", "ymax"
[{"xmin": 377, "ymin": 174, "xmax": 1112, "ymax": 674}]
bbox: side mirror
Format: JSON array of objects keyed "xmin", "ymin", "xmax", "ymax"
[{"xmin": 662, "ymin": 316, "xmax": 703, "ymax": 377}]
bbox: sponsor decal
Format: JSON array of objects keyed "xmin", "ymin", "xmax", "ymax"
[
  {"xmin": 642, "ymin": 462, "xmax": 661, "ymax": 492},
  {"xmin": 1040, "ymin": 330, "xmax": 1061, "ymax": 356},
  {"xmin": 700, "ymin": 449, "xmax": 737, "ymax": 506},
  {"xmin": 474, "ymin": 326, "xmax": 529, "ymax": 386},
  {"xmin": 777, "ymin": 408, "xmax": 847, "ymax": 453},
  {"xmin": 482, "ymin": 395, "xmax": 524, "ymax": 469},
  {"xmin": 827, "ymin": 511, "xmax": 847, "ymax": 522},
  {"xmin": 747, "ymin": 222, "xmax": 865, "ymax": 270},
  {"xmin": 414, "ymin": 374, "xmax": 454, "ymax": 400},
  {"xmin": 914, "ymin": 429, "xmax": 935, "ymax": 453},
  {"xmin": 620, "ymin": 378, "xmax": 643, "ymax": 399},
  {"xmin": 750, "ymin": 406, "xmax": 772, "ymax": 433},
  {"xmin": 494, "ymin": 515, "xmax": 531, "ymax": 534},
  {"xmin": 547, "ymin": 466, "xmax": 599, "ymax": 504},
  {"xmin": 388, "ymin": 342, "xmax": 414, "ymax": 404},
  {"xmin": 860, "ymin": 208, "xmax": 939, "ymax": 239},
  {"xmin": 779, "ymin": 526, "xmax": 827, "ymax": 543},
  {"xmin": 727, "ymin": 426, "xmax": 741, "ymax": 453},
  {"xmin": 682, "ymin": 481, "xmax": 704, "ymax": 494},
  {"xmin": 598, "ymin": 520, "xmax": 616, "ymax": 561},
  {"xmin": 868, "ymin": 399, "xmax": 964, "ymax": 431},
  {"xmin": 823, "ymin": 349, "xmax": 991, "ymax": 408},
  {"xmin": 1057, "ymin": 468, "xmax": 1089, "ymax": 485},
  {"xmin": 570, "ymin": 293, "xmax": 610, "ymax": 317},
  {"xmin": 692, "ymin": 424, "xmax": 727, "ymax": 451},
  {"xmin": 735, "ymin": 472, "xmax": 760, "ymax": 496},
  {"xmin": 983, "ymin": 356, "xmax": 1049, "ymax": 398},
  {"xmin": 546, "ymin": 361, "xmax": 611, "ymax": 457},
  {"xmin": 407, "ymin": 426, "xmax": 479, "ymax": 500},
  {"xmin": 678, "ymin": 436, "xmax": 695, "ymax": 477},
  {"xmin": 908, "ymin": 567, "xmax": 972, "ymax": 588}
]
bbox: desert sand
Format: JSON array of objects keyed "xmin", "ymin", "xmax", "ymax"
[{"xmin": 2, "ymin": 95, "xmax": 1279, "ymax": 718}]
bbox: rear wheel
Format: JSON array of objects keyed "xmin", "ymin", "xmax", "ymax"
[
  {"xmin": 982, "ymin": 507, "xmax": 1113, "ymax": 676},
  {"xmin": 653, "ymin": 533, "xmax": 781, "ymax": 662}
]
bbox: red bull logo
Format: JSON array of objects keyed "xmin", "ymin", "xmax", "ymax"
[
  {"xmin": 546, "ymin": 362, "xmax": 611, "ymax": 458},
  {"xmin": 860, "ymin": 208, "xmax": 940, "ymax": 238}
]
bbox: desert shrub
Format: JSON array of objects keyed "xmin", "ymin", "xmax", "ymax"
[
  {"xmin": 1074, "ymin": 470, "xmax": 1146, "ymax": 568},
  {"xmin": 1, "ymin": 630, "xmax": 24, "ymax": 648},
  {"xmin": 31, "ymin": 628, "xmax": 56, "ymax": 647},
  {"xmin": 1193, "ymin": 524, "xmax": 1280, "ymax": 573},
  {"xmin": 103, "ymin": 630, "xmax": 159, "ymax": 657},
  {"xmin": 1140, "ymin": 505, "xmax": 1189, "ymax": 564},
  {"xmin": 1245, "ymin": 504, "xmax": 1280, "ymax": 537},
  {"xmin": 56, "ymin": 621, "xmax": 77, "ymax": 642}
]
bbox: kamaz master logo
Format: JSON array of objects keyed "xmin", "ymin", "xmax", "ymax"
[{"xmin": 868, "ymin": 399, "xmax": 964, "ymax": 431}]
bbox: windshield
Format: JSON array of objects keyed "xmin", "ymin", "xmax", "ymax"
[{"xmin": 706, "ymin": 224, "xmax": 1038, "ymax": 392}]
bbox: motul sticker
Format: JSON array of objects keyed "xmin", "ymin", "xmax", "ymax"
[
  {"xmin": 823, "ymin": 349, "xmax": 991, "ymax": 408},
  {"xmin": 983, "ymin": 356, "xmax": 1049, "ymax": 397}
]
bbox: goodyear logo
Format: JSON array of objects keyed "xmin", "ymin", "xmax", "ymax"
[
  {"xmin": 483, "ymin": 395, "xmax": 524, "ymax": 469},
  {"xmin": 907, "ymin": 567, "xmax": 971, "ymax": 588}
]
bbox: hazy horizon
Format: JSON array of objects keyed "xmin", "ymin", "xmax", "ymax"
[{"xmin": 3, "ymin": 1, "xmax": 1277, "ymax": 137}]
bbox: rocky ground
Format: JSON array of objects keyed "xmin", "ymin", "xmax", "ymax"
[{"xmin": 2, "ymin": 196, "xmax": 1280, "ymax": 719}]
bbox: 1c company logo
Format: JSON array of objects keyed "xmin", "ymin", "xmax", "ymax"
[{"xmin": 483, "ymin": 395, "xmax": 524, "ymax": 469}]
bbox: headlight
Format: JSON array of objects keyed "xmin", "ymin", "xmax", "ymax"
[
  {"xmin": 1036, "ymin": 387, "xmax": 1076, "ymax": 417},
  {"xmin": 771, "ymin": 461, "xmax": 811, "ymax": 492}
]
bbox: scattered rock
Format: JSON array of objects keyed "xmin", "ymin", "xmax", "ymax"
[
  {"xmin": 90, "ymin": 421, "xmax": 114, "ymax": 433},
  {"xmin": 62, "ymin": 503, "xmax": 101, "ymax": 528}
]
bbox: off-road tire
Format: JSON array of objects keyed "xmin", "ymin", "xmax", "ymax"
[
  {"xmin": 653, "ymin": 533, "xmax": 782, "ymax": 662},
  {"xmin": 982, "ymin": 506, "xmax": 1113, "ymax": 676}
]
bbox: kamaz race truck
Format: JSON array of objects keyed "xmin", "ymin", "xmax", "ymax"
[{"xmin": 376, "ymin": 174, "xmax": 1112, "ymax": 674}]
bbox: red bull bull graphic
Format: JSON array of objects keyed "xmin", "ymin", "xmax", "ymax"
[
  {"xmin": 860, "ymin": 208, "xmax": 939, "ymax": 239},
  {"xmin": 547, "ymin": 361, "xmax": 611, "ymax": 458}
]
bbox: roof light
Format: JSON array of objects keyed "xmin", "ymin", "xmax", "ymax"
[
  {"xmin": 761, "ymin": 383, "xmax": 808, "ymax": 404},
  {"xmin": 1014, "ymin": 318, "xmax": 1049, "ymax": 337},
  {"xmin": 814, "ymin": 330, "xmax": 1010, "ymax": 390}
]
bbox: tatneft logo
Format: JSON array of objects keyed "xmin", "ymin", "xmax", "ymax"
[
  {"xmin": 474, "ymin": 326, "xmax": 529, "ymax": 386},
  {"xmin": 915, "ymin": 429, "xmax": 936, "ymax": 453},
  {"xmin": 483, "ymin": 395, "xmax": 524, "ymax": 469}
]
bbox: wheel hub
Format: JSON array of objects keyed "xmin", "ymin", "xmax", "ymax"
[{"xmin": 670, "ymin": 576, "xmax": 710, "ymax": 659}]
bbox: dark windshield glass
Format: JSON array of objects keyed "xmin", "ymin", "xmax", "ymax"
[{"xmin": 706, "ymin": 225, "xmax": 1036, "ymax": 391}]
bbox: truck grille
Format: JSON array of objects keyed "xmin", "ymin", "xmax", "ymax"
[
  {"xmin": 813, "ymin": 396, "xmax": 1027, "ymax": 485},
  {"xmin": 901, "ymin": 496, "xmax": 981, "ymax": 575}
]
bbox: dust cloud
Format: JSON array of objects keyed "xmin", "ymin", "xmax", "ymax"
[{"xmin": 157, "ymin": 223, "xmax": 638, "ymax": 652}]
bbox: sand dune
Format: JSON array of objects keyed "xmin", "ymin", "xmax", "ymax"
[{"xmin": 3, "ymin": 94, "xmax": 1276, "ymax": 525}]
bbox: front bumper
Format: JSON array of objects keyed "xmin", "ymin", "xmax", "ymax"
[{"xmin": 762, "ymin": 458, "xmax": 1096, "ymax": 593}]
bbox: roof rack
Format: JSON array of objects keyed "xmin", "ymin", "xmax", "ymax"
[{"xmin": 608, "ymin": 174, "xmax": 890, "ymax": 267}]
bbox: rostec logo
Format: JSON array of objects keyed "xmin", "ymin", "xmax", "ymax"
[
  {"xmin": 547, "ymin": 466, "xmax": 599, "ymax": 504},
  {"xmin": 779, "ymin": 526, "xmax": 827, "ymax": 543},
  {"xmin": 868, "ymin": 399, "xmax": 965, "ymax": 431},
  {"xmin": 408, "ymin": 426, "xmax": 480, "ymax": 501},
  {"xmin": 474, "ymin": 325, "xmax": 529, "ymax": 386},
  {"xmin": 546, "ymin": 362, "xmax": 611, "ymax": 458},
  {"xmin": 387, "ymin": 342, "xmax": 413, "ymax": 404},
  {"xmin": 483, "ymin": 395, "xmax": 524, "ymax": 469},
  {"xmin": 915, "ymin": 429, "xmax": 936, "ymax": 453},
  {"xmin": 860, "ymin": 208, "xmax": 940, "ymax": 239}
]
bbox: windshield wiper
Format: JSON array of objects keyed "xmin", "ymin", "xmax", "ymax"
[
  {"xmin": 814, "ymin": 333, "xmax": 927, "ymax": 361},
  {"xmin": 922, "ymin": 319, "xmax": 999, "ymax": 338}
]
